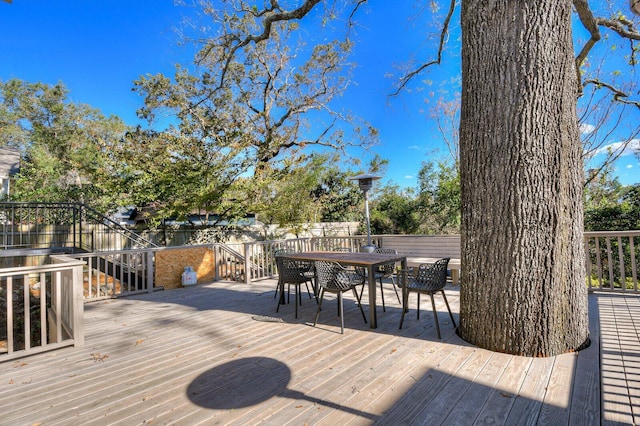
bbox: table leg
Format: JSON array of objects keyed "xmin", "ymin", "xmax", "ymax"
[
  {"xmin": 368, "ymin": 265, "xmax": 377, "ymax": 328},
  {"xmin": 401, "ymin": 258, "xmax": 408, "ymax": 313}
]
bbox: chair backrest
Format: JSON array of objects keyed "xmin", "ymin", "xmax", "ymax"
[
  {"xmin": 274, "ymin": 248, "xmax": 295, "ymax": 256},
  {"xmin": 275, "ymin": 256, "xmax": 309, "ymax": 283},
  {"xmin": 412, "ymin": 258, "xmax": 450, "ymax": 292},
  {"xmin": 375, "ymin": 248, "xmax": 397, "ymax": 276},
  {"xmin": 315, "ymin": 261, "xmax": 354, "ymax": 291}
]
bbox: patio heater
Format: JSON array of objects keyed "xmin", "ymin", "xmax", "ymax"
[{"xmin": 350, "ymin": 173, "xmax": 381, "ymax": 253}]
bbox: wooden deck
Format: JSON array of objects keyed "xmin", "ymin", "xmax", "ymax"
[{"xmin": 0, "ymin": 279, "xmax": 637, "ymax": 425}]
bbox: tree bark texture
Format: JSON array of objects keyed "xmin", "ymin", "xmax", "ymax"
[{"xmin": 459, "ymin": 0, "xmax": 589, "ymax": 356}]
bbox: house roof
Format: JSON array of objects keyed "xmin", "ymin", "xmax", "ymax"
[{"xmin": 0, "ymin": 147, "xmax": 20, "ymax": 178}]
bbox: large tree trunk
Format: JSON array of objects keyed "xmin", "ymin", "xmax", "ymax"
[{"xmin": 459, "ymin": 0, "xmax": 589, "ymax": 356}]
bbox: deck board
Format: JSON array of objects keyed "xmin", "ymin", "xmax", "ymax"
[{"xmin": 0, "ymin": 280, "xmax": 637, "ymax": 425}]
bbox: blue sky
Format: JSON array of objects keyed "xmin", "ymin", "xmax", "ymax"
[{"xmin": 1, "ymin": 1, "xmax": 638, "ymax": 188}]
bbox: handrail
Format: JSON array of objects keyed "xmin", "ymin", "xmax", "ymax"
[
  {"xmin": 0, "ymin": 202, "xmax": 157, "ymax": 253},
  {"xmin": 79, "ymin": 204, "xmax": 158, "ymax": 250}
]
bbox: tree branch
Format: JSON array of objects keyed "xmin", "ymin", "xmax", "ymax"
[
  {"xmin": 391, "ymin": 0, "xmax": 456, "ymax": 96},
  {"xmin": 573, "ymin": 0, "xmax": 640, "ymax": 97},
  {"xmin": 583, "ymin": 79, "xmax": 640, "ymax": 109},
  {"xmin": 203, "ymin": 0, "xmax": 323, "ymax": 89}
]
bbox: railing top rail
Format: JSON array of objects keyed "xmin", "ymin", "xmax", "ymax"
[
  {"xmin": 584, "ymin": 230, "xmax": 640, "ymax": 237},
  {"xmin": 247, "ymin": 238, "xmax": 310, "ymax": 245},
  {"xmin": 0, "ymin": 259, "xmax": 85, "ymax": 277}
]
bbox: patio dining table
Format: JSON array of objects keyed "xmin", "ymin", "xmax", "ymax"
[{"xmin": 280, "ymin": 251, "xmax": 407, "ymax": 329}]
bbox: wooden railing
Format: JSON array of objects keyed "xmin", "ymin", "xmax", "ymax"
[
  {"xmin": 239, "ymin": 236, "xmax": 372, "ymax": 283},
  {"xmin": 237, "ymin": 232, "xmax": 640, "ymax": 294},
  {"xmin": 68, "ymin": 250, "xmax": 155, "ymax": 300},
  {"xmin": 585, "ymin": 230, "xmax": 639, "ymax": 292},
  {"xmin": 213, "ymin": 243, "xmax": 246, "ymax": 282},
  {"xmin": 1, "ymin": 255, "xmax": 84, "ymax": 362}
]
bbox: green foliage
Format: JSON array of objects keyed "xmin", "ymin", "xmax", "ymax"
[
  {"xmin": 252, "ymin": 153, "xmax": 361, "ymax": 231},
  {"xmin": 584, "ymin": 165, "xmax": 640, "ymax": 231},
  {"xmin": 416, "ymin": 159, "xmax": 461, "ymax": 234},
  {"xmin": 370, "ymin": 185, "xmax": 419, "ymax": 234},
  {"xmin": 585, "ymin": 183, "xmax": 640, "ymax": 231},
  {"xmin": 0, "ymin": 79, "xmax": 129, "ymax": 211},
  {"xmin": 127, "ymin": 1, "xmax": 375, "ymax": 224}
]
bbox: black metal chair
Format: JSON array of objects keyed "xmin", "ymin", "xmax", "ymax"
[
  {"xmin": 275, "ymin": 255, "xmax": 316, "ymax": 318},
  {"xmin": 358, "ymin": 247, "xmax": 401, "ymax": 312},
  {"xmin": 313, "ymin": 260, "xmax": 367, "ymax": 334},
  {"xmin": 273, "ymin": 248, "xmax": 315, "ymax": 300},
  {"xmin": 398, "ymin": 258, "xmax": 456, "ymax": 338}
]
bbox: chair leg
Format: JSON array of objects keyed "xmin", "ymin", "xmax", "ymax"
[
  {"xmin": 430, "ymin": 293, "xmax": 441, "ymax": 339},
  {"xmin": 313, "ymin": 288, "xmax": 325, "ymax": 327},
  {"xmin": 399, "ymin": 288, "xmax": 408, "ymax": 329},
  {"xmin": 295, "ymin": 284, "xmax": 299, "ymax": 319},
  {"xmin": 299, "ymin": 284, "xmax": 303, "ymax": 305},
  {"xmin": 304, "ymin": 281, "xmax": 314, "ymax": 299},
  {"xmin": 441, "ymin": 290, "xmax": 457, "ymax": 327},
  {"xmin": 390, "ymin": 276, "xmax": 401, "ymax": 304},
  {"xmin": 417, "ymin": 294, "xmax": 420, "ymax": 319},
  {"xmin": 352, "ymin": 287, "xmax": 367, "ymax": 323},
  {"xmin": 378, "ymin": 277, "xmax": 386, "ymax": 312},
  {"xmin": 276, "ymin": 279, "xmax": 285, "ymax": 313},
  {"xmin": 338, "ymin": 292, "xmax": 344, "ymax": 334}
]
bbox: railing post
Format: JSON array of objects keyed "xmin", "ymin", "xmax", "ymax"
[
  {"xmin": 585, "ymin": 236, "xmax": 593, "ymax": 290},
  {"xmin": 146, "ymin": 251, "xmax": 155, "ymax": 292},
  {"xmin": 631, "ymin": 237, "xmax": 638, "ymax": 291},
  {"xmin": 72, "ymin": 263, "xmax": 85, "ymax": 346},
  {"xmin": 213, "ymin": 244, "xmax": 220, "ymax": 282},
  {"xmin": 244, "ymin": 242, "xmax": 252, "ymax": 284}
]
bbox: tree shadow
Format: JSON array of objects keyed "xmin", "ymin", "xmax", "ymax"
[{"xmin": 187, "ymin": 356, "xmax": 377, "ymax": 420}]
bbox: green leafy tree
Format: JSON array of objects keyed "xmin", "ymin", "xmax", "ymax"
[
  {"xmin": 370, "ymin": 184, "xmax": 419, "ymax": 235},
  {"xmin": 0, "ymin": 79, "xmax": 128, "ymax": 210},
  {"xmin": 255, "ymin": 153, "xmax": 361, "ymax": 232},
  {"xmin": 416, "ymin": 159, "xmax": 460, "ymax": 234},
  {"xmin": 585, "ymin": 182, "xmax": 640, "ymax": 231},
  {"xmin": 584, "ymin": 163, "xmax": 626, "ymax": 210},
  {"xmin": 128, "ymin": 0, "xmax": 376, "ymax": 222}
]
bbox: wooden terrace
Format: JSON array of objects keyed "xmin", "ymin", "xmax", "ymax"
[{"xmin": 0, "ymin": 278, "xmax": 638, "ymax": 425}]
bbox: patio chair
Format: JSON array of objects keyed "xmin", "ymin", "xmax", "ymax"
[
  {"xmin": 275, "ymin": 255, "xmax": 316, "ymax": 318},
  {"xmin": 273, "ymin": 248, "xmax": 315, "ymax": 300},
  {"xmin": 398, "ymin": 258, "xmax": 456, "ymax": 339},
  {"xmin": 313, "ymin": 260, "xmax": 368, "ymax": 334},
  {"xmin": 358, "ymin": 248, "xmax": 401, "ymax": 312}
]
